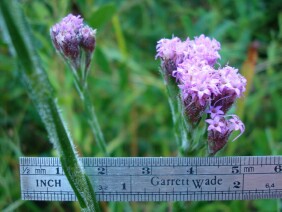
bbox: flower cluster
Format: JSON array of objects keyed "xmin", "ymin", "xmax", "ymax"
[
  {"xmin": 156, "ymin": 35, "xmax": 220, "ymax": 76},
  {"xmin": 156, "ymin": 35, "xmax": 247, "ymax": 155},
  {"xmin": 50, "ymin": 14, "xmax": 96, "ymax": 70}
]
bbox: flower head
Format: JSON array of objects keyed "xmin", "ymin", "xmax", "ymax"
[
  {"xmin": 50, "ymin": 14, "xmax": 96, "ymax": 71},
  {"xmin": 206, "ymin": 115, "xmax": 245, "ymax": 155},
  {"xmin": 156, "ymin": 37, "xmax": 182, "ymax": 61},
  {"xmin": 190, "ymin": 34, "xmax": 221, "ymax": 66},
  {"xmin": 80, "ymin": 26, "xmax": 96, "ymax": 52},
  {"xmin": 156, "ymin": 34, "xmax": 247, "ymax": 155},
  {"xmin": 50, "ymin": 14, "xmax": 83, "ymax": 62},
  {"xmin": 156, "ymin": 37, "xmax": 187, "ymax": 76}
]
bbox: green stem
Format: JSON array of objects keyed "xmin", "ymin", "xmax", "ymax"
[
  {"xmin": 73, "ymin": 77, "xmax": 109, "ymax": 156},
  {"xmin": 67, "ymin": 48, "xmax": 109, "ymax": 157},
  {"xmin": 60, "ymin": 157, "xmax": 86, "ymax": 208},
  {"xmin": 83, "ymin": 89, "xmax": 109, "ymax": 156},
  {"xmin": 160, "ymin": 68, "xmax": 190, "ymax": 156}
]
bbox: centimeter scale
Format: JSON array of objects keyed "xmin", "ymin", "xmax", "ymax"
[{"xmin": 20, "ymin": 156, "xmax": 282, "ymax": 202}]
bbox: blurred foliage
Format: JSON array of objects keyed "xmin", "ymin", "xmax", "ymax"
[{"xmin": 1, "ymin": 0, "xmax": 282, "ymax": 211}]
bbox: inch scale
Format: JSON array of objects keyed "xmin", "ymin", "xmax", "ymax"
[{"xmin": 20, "ymin": 156, "xmax": 282, "ymax": 201}]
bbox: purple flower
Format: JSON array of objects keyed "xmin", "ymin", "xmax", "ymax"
[
  {"xmin": 156, "ymin": 37, "xmax": 187, "ymax": 76},
  {"xmin": 206, "ymin": 115, "xmax": 231, "ymax": 155},
  {"xmin": 50, "ymin": 14, "xmax": 83, "ymax": 62},
  {"xmin": 211, "ymin": 66, "xmax": 246, "ymax": 113},
  {"xmin": 206, "ymin": 106, "xmax": 224, "ymax": 118},
  {"xmin": 80, "ymin": 26, "xmax": 96, "ymax": 52},
  {"xmin": 218, "ymin": 66, "xmax": 246, "ymax": 97},
  {"xmin": 156, "ymin": 35, "xmax": 221, "ymax": 77},
  {"xmin": 228, "ymin": 115, "xmax": 245, "ymax": 141},
  {"xmin": 156, "ymin": 34, "xmax": 247, "ymax": 155},
  {"xmin": 206, "ymin": 115, "xmax": 245, "ymax": 155},
  {"xmin": 50, "ymin": 14, "xmax": 96, "ymax": 70},
  {"xmin": 206, "ymin": 116, "xmax": 225, "ymax": 133},
  {"xmin": 190, "ymin": 35, "xmax": 221, "ymax": 66},
  {"xmin": 156, "ymin": 37, "xmax": 182, "ymax": 61}
]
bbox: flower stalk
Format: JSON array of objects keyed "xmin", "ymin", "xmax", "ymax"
[
  {"xmin": 160, "ymin": 66, "xmax": 190, "ymax": 156},
  {"xmin": 0, "ymin": 2, "xmax": 100, "ymax": 211},
  {"xmin": 50, "ymin": 14, "xmax": 109, "ymax": 156},
  {"xmin": 72, "ymin": 71, "xmax": 108, "ymax": 156}
]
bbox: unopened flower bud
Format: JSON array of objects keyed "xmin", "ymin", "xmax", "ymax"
[
  {"xmin": 183, "ymin": 96, "xmax": 208, "ymax": 124},
  {"xmin": 50, "ymin": 14, "xmax": 83, "ymax": 67},
  {"xmin": 50, "ymin": 14, "xmax": 96, "ymax": 76},
  {"xmin": 80, "ymin": 26, "xmax": 96, "ymax": 53}
]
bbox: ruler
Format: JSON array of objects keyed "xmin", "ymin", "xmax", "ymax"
[{"xmin": 20, "ymin": 156, "xmax": 282, "ymax": 201}]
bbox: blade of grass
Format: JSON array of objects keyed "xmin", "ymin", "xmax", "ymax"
[{"xmin": 2, "ymin": 199, "xmax": 24, "ymax": 212}]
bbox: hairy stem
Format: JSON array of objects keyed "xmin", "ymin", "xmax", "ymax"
[
  {"xmin": 160, "ymin": 68, "xmax": 190, "ymax": 156},
  {"xmin": 73, "ymin": 75, "xmax": 109, "ymax": 156}
]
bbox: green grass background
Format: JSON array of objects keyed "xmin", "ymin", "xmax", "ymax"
[{"xmin": 1, "ymin": 0, "xmax": 282, "ymax": 211}]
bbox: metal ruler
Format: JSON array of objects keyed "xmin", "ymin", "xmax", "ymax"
[{"xmin": 20, "ymin": 156, "xmax": 282, "ymax": 201}]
